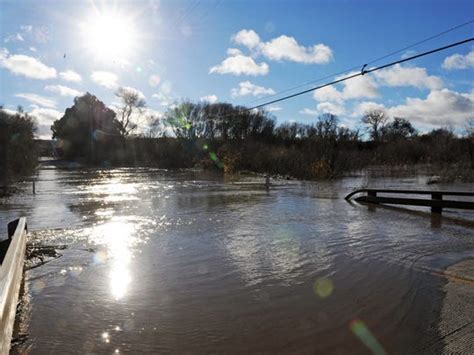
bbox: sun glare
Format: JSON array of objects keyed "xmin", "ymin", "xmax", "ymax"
[{"xmin": 80, "ymin": 11, "xmax": 138, "ymax": 62}]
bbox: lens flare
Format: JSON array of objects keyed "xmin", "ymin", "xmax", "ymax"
[
  {"xmin": 313, "ymin": 277, "xmax": 333, "ymax": 298},
  {"xmin": 350, "ymin": 319, "xmax": 387, "ymax": 355}
]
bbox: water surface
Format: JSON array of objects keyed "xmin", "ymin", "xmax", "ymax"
[{"xmin": 1, "ymin": 168, "xmax": 473, "ymax": 353}]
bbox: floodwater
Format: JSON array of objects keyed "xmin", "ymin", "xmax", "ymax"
[{"xmin": 1, "ymin": 167, "xmax": 473, "ymax": 354}]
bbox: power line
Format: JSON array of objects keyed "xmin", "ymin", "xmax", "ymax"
[
  {"xmin": 244, "ymin": 19, "xmax": 474, "ymax": 106},
  {"xmin": 241, "ymin": 37, "xmax": 473, "ymax": 112}
]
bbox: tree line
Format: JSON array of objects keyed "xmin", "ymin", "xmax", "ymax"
[{"xmin": 1, "ymin": 90, "xmax": 473, "ymax": 183}]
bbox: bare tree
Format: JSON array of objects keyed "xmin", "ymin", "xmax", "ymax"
[
  {"xmin": 464, "ymin": 118, "xmax": 474, "ymax": 137},
  {"xmin": 362, "ymin": 109, "xmax": 388, "ymax": 142},
  {"xmin": 115, "ymin": 87, "xmax": 146, "ymax": 137}
]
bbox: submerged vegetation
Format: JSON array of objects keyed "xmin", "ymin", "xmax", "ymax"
[{"xmin": 1, "ymin": 91, "xmax": 473, "ymax": 183}]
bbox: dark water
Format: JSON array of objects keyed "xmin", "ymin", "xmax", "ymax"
[{"xmin": 1, "ymin": 168, "xmax": 473, "ymax": 354}]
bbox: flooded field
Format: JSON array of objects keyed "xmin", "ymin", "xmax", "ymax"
[{"xmin": 1, "ymin": 167, "xmax": 473, "ymax": 354}]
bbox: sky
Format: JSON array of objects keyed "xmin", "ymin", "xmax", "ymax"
[{"xmin": 0, "ymin": 0, "xmax": 473, "ymax": 139}]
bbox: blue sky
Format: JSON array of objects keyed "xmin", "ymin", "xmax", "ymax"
[{"xmin": 0, "ymin": 0, "xmax": 473, "ymax": 138}]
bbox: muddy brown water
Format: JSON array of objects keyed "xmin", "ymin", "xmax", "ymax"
[{"xmin": 1, "ymin": 167, "xmax": 473, "ymax": 354}]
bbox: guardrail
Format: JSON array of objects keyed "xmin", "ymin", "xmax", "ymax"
[
  {"xmin": 345, "ymin": 189, "xmax": 474, "ymax": 214},
  {"xmin": 0, "ymin": 217, "xmax": 27, "ymax": 355}
]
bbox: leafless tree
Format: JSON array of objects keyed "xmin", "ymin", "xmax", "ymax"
[
  {"xmin": 115, "ymin": 87, "xmax": 147, "ymax": 137},
  {"xmin": 361, "ymin": 109, "xmax": 388, "ymax": 142},
  {"xmin": 464, "ymin": 118, "xmax": 474, "ymax": 137}
]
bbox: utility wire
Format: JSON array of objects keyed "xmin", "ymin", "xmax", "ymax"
[
  {"xmin": 244, "ymin": 19, "xmax": 474, "ymax": 106},
  {"xmin": 242, "ymin": 37, "xmax": 473, "ymax": 112}
]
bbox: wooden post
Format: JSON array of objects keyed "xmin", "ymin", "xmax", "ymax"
[
  {"xmin": 367, "ymin": 190, "xmax": 378, "ymax": 204},
  {"xmin": 431, "ymin": 192, "xmax": 442, "ymax": 214}
]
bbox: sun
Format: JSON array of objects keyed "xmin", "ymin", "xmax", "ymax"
[{"xmin": 80, "ymin": 10, "xmax": 138, "ymax": 63}]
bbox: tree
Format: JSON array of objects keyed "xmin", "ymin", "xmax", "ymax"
[
  {"xmin": 384, "ymin": 117, "xmax": 417, "ymax": 140},
  {"xmin": 115, "ymin": 87, "xmax": 147, "ymax": 137},
  {"xmin": 362, "ymin": 109, "xmax": 388, "ymax": 142},
  {"xmin": 51, "ymin": 93, "xmax": 121, "ymax": 161},
  {"xmin": 0, "ymin": 107, "xmax": 37, "ymax": 182}
]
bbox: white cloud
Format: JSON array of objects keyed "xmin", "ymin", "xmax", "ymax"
[
  {"xmin": 442, "ymin": 50, "xmax": 474, "ymax": 70},
  {"xmin": 261, "ymin": 35, "xmax": 333, "ymax": 64},
  {"xmin": 45, "ymin": 85, "xmax": 82, "ymax": 97},
  {"xmin": 152, "ymin": 81, "xmax": 173, "ymax": 106},
  {"xmin": 15, "ymin": 93, "xmax": 56, "ymax": 108},
  {"xmin": 148, "ymin": 74, "xmax": 161, "ymax": 87},
  {"xmin": 300, "ymin": 102, "xmax": 345, "ymax": 116},
  {"xmin": 231, "ymin": 81, "xmax": 275, "ymax": 97},
  {"xmin": 90, "ymin": 71, "xmax": 119, "ymax": 89},
  {"xmin": 342, "ymin": 72, "xmax": 378, "ymax": 100},
  {"xmin": 210, "ymin": 54, "xmax": 269, "ymax": 76},
  {"xmin": 59, "ymin": 70, "xmax": 82, "ymax": 82},
  {"xmin": 387, "ymin": 89, "xmax": 474, "ymax": 126},
  {"xmin": 119, "ymin": 86, "xmax": 146, "ymax": 100},
  {"xmin": 374, "ymin": 64, "xmax": 443, "ymax": 89},
  {"xmin": 29, "ymin": 107, "xmax": 62, "ymax": 139},
  {"xmin": 352, "ymin": 90, "xmax": 474, "ymax": 127},
  {"xmin": 316, "ymin": 102, "xmax": 345, "ymax": 115},
  {"xmin": 200, "ymin": 95, "xmax": 218, "ymax": 104},
  {"xmin": 232, "ymin": 29, "xmax": 261, "ymax": 49},
  {"xmin": 313, "ymin": 71, "xmax": 378, "ymax": 103},
  {"xmin": 232, "ymin": 29, "xmax": 333, "ymax": 64},
  {"xmin": 29, "ymin": 46, "xmax": 37, "ymax": 52},
  {"xmin": 4, "ymin": 33, "xmax": 24, "ymax": 43},
  {"xmin": 266, "ymin": 105, "xmax": 282, "ymax": 112},
  {"xmin": 313, "ymin": 86, "xmax": 344, "ymax": 103},
  {"xmin": 0, "ymin": 48, "xmax": 57, "ymax": 79},
  {"xmin": 352, "ymin": 101, "xmax": 387, "ymax": 117},
  {"xmin": 227, "ymin": 48, "xmax": 242, "ymax": 56}
]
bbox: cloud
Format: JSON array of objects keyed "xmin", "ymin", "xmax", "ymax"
[
  {"xmin": 200, "ymin": 95, "xmax": 218, "ymax": 104},
  {"xmin": 266, "ymin": 105, "xmax": 282, "ymax": 112},
  {"xmin": 59, "ymin": 70, "xmax": 82, "ymax": 82},
  {"xmin": 152, "ymin": 81, "xmax": 173, "ymax": 106},
  {"xmin": 119, "ymin": 86, "xmax": 146, "ymax": 100},
  {"xmin": 352, "ymin": 101, "xmax": 387, "ymax": 117},
  {"xmin": 374, "ymin": 64, "xmax": 443, "ymax": 89},
  {"xmin": 231, "ymin": 81, "xmax": 275, "ymax": 97},
  {"xmin": 261, "ymin": 36, "xmax": 333, "ymax": 64},
  {"xmin": 316, "ymin": 102, "xmax": 345, "ymax": 115},
  {"xmin": 15, "ymin": 93, "xmax": 56, "ymax": 108},
  {"xmin": 0, "ymin": 48, "xmax": 57, "ymax": 79},
  {"xmin": 300, "ymin": 102, "xmax": 345, "ymax": 116},
  {"xmin": 4, "ymin": 33, "xmax": 24, "ymax": 43},
  {"xmin": 442, "ymin": 50, "xmax": 474, "ymax": 70},
  {"xmin": 232, "ymin": 29, "xmax": 333, "ymax": 64},
  {"xmin": 210, "ymin": 54, "xmax": 269, "ymax": 76},
  {"xmin": 227, "ymin": 48, "xmax": 242, "ymax": 56},
  {"xmin": 29, "ymin": 107, "xmax": 62, "ymax": 139},
  {"xmin": 45, "ymin": 85, "xmax": 82, "ymax": 97},
  {"xmin": 313, "ymin": 71, "xmax": 378, "ymax": 103},
  {"xmin": 232, "ymin": 29, "xmax": 261, "ymax": 49},
  {"xmin": 387, "ymin": 89, "xmax": 474, "ymax": 126},
  {"xmin": 90, "ymin": 71, "xmax": 119, "ymax": 89},
  {"xmin": 148, "ymin": 74, "xmax": 161, "ymax": 87}
]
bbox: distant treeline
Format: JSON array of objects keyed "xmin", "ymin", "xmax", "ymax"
[
  {"xmin": 1, "ymin": 91, "xmax": 473, "ymax": 183},
  {"xmin": 0, "ymin": 107, "xmax": 37, "ymax": 185},
  {"xmin": 48, "ymin": 93, "xmax": 473, "ymax": 181}
]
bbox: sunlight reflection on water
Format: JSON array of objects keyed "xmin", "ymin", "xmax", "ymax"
[{"xmin": 91, "ymin": 218, "xmax": 136, "ymax": 300}]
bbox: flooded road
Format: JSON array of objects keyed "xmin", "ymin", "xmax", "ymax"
[{"xmin": 1, "ymin": 167, "xmax": 473, "ymax": 353}]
